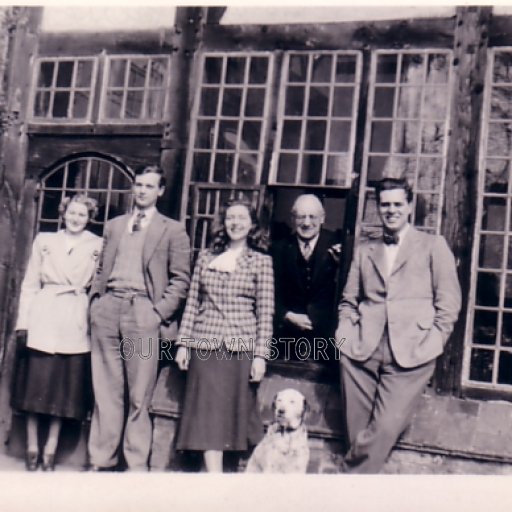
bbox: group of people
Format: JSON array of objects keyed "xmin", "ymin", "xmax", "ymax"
[{"xmin": 12, "ymin": 164, "xmax": 462, "ymax": 474}]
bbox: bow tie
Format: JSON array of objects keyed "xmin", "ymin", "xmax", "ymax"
[{"xmin": 383, "ymin": 231, "xmax": 399, "ymax": 245}]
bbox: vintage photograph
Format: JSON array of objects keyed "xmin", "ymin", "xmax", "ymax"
[{"xmin": 0, "ymin": 2, "xmax": 511, "ymax": 509}]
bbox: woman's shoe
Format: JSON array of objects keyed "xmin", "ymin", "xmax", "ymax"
[
  {"xmin": 42, "ymin": 453, "xmax": 55, "ymax": 471},
  {"xmin": 25, "ymin": 451, "xmax": 39, "ymax": 471}
]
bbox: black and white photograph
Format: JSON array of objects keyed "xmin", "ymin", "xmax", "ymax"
[{"xmin": 0, "ymin": 2, "xmax": 511, "ymax": 510}]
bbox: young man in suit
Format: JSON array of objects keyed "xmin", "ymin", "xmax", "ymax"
[
  {"xmin": 272, "ymin": 194, "xmax": 341, "ymax": 363},
  {"xmin": 88, "ymin": 165, "xmax": 191, "ymax": 471},
  {"xmin": 336, "ymin": 177, "xmax": 461, "ymax": 473}
]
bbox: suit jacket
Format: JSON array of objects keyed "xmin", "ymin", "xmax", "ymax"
[
  {"xmin": 16, "ymin": 230, "xmax": 102, "ymax": 354},
  {"xmin": 337, "ymin": 226, "xmax": 461, "ymax": 368},
  {"xmin": 272, "ymin": 230, "xmax": 339, "ymax": 341},
  {"xmin": 177, "ymin": 248, "xmax": 274, "ymax": 359},
  {"xmin": 90, "ymin": 211, "xmax": 191, "ymax": 341}
]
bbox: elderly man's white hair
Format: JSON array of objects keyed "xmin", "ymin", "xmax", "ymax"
[{"xmin": 291, "ymin": 194, "xmax": 325, "ymax": 217}]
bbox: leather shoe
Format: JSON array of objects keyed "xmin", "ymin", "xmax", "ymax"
[
  {"xmin": 42, "ymin": 453, "xmax": 55, "ymax": 471},
  {"xmin": 89, "ymin": 464, "xmax": 115, "ymax": 472},
  {"xmin": 25, "ymin": 451, "xmax": 39, "ymax": 471}
]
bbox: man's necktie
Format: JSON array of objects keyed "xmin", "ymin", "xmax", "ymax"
[
  {"xmin": 132, "ymin": 211, "xmax": 145, "ymax": 232},
  {"xmin": 383, "ymin": 231, "xmax": 399, "ymax": 245},
  {"xmin": 302, "ymin": 240, "xmax": 312, "ymax": 260}
]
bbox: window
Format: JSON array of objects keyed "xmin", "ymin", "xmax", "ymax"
[
  {"xmin": 29, "ymin": 57, "xmax": 98, "ymax": 122},
  {"xmin": 463, "ymin": 49, "xmax": 512, "ymax": 391},
  {"xmin": 37, "ymin": 154, "xmax": 134, "ymax": 236},
  {"xmin": 357, "ymin": 50, "xmax": 453, "ymax": 239},
  {"xmin": 270, "ymin": 51, "xmax": 362, "ymax": 187},
  {"xmin": 99, "ymin": 55, "xmax": 171, "ymax": 122}
]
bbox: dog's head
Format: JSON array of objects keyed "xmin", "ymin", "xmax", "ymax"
[{"xmin": 272, "ymin": 388, "xmax": 309, "ymax": 430}]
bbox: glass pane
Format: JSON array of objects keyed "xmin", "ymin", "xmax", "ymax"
[
  {"xmin": 482, "ymin": 196, "xmax": 507, "ymax": 231},
  {"xmin": 249, "ymin": 57, "xmax": 268, "ymax": 84},
  {"xmin": 362, "ymin": 190, "xmax": 379, "ymax": 224},
  {"xmin": 423, "ymin": 86, "xmax": 448, "ymax": 119},
  {"xmin": 469, "ymin": 349, "xmax": 494, "ymax": 382},
  {"xmin": 304, "ymin": 121, "xmax": 326, "ymax": 150},
  {"xmin": 245, "ymin": 88, "xmax": 264, "ymax": 117},
  {"xmin": 105, "ymin": 91, "xmax": 123, "ymax": 118},
  {"xmin": 367, "ymin": 156, "xmax": 387, "ymax": 182},
  {"xmin": 52, "ymin": 91, "xmax": 70, "ymax": 118},
  {"xmin": 479, "ymin": 234, "xmax": 505, "ymax": 268},
  {"xmin": 76, "ymin": 60, "xmax": 93, "ymax": 88},
  {"xmin": 195, "ymin": 119, "xmax": 215, "ymax": 149},
  {"xmin": 226, "ymin": 57, "xmax": 246, "ymax": 84},
  {"xmin": 329, "ymin": 121, "xmax": 351, "ymax": 152},
  {"xmin": 308, "ymin": 86, "xmax": 329, "ymax": 116},
  {"xmin": 128, "ymin": 59, "xmax": 148, "ymax": 88},
  {"xmin": 109, "ymin": 59, "xmax": 127, "ymax": 87},
  {"xmin": 285, "ymin": 86, "xmax": 305, "ymax": 116},
  {"xmin": 490, "ymin": 86, "xmax": 512, "ymax": 119},
  {"xmin": 301, "ymin": 153, "xmax": 323, "ymax": 184},
  {"xmin": 326, "ymin": 155, "xmax": 349, "ymax": 185},
  {"xmin": 415, "ymin": 193, "xmax": 438, "ymax": 229},
  {"xmin": 393, "ymin": 121, "xmax": 419, "ymax": 154},
  {"xmin": 370, "ymin": 121, "xmax": 392, "ymax": 152},
  {"xmin": 475, "ymin": 272, "xmax": 501, "ymax": 307},
  {"xmin": 487, "ymin": 122, "xmax": 512, "ymax": 157},
  {"xmin": 497, "ymin": 351, "xmax": 512, "ymax": 385},
  {"xmin": 149, "ymin": 58, "xmax": 167, "ymax": 87},
  {"xmin": 502, "ymin": 312, "xmax": 512, "ymax": 346},
  {"xmin": 89, "ymin": 159, "xmax": 112, "ymax": 190},
  {"xmin": 217, "ymin": 121, "xmax": 238, "ymax": 150},
  {"xmin": 311, "ymin": 54, "xmax": 332, "ymax": 83},
  {"xmin": 204, "ymin": 57, "xmax": 222, "ymax": 84},
  {"xmin": 199, "ymin": 88, "xmax": 219, "ymax": 117},
  {"xmin": 191, "ymin": 153, "xmax": 211, "ymax": 182},
  {"xmin": 417, "ymin": 157, "xmax": 442, "ymax": 191},
  {"xmin": 382, "ymin": 155, "xmax": 416, "ymax": 182},
  {"xmin": 493, "ymin": 52, "xmax": 512, "ymax": 83},
  {"xmin": 221, "ymin": 88, "xmax": 242, "ymax": 116},
  {"xmin": 281, "ymin": 120, "xmax": 302, "ymax": 150},
  {"xmin": 38, "ymin": 61, "xmax": 55, "ymax": 87},
  {"xmin": 237, "ymin": 153, "xmax": 258, "ymax": 184},
  {"xmin": 473, "ymin": 309, "xmax": 498, "ymax": 345},
  {"xmin": 332, "ymin": 87, "xmax": 354, "ymax": 117},
  {"xmin": 421, "ymin": 122, "xmax": 444, "ymax": 154},
  {"xmin": 401, "ymin": 54, "xmax": 425, "ymax": 84},
  {"xmin": 506, "ymin": 275, "xmax": 512, "ymax": 307},
  {"xmin": 508, "ymin": 241, "xmax": 512, "ymax": 271},
  {"xmin": 335, "ymin": 55, "xmax": 357, "ymax": 83},
  {"xmin": 484, "ymin": 160, "xmax": 509, "ymax": 193},
  {"xmin": 397, "ymin": 86, "xmax": 421, "ymax": 119},
  {"xmin": 427, "ymin": 54, "xmax": 449, "ymax": 84},
  {"xmin": 72, "ymin": 91, "xmax": 89, "ymax": 118},
  {"xmin": 34, "ymin": 91, "xmax": 50, "ymax": 117},
  {"xmin": 65, "ymin": 160, "xmax": 88, "ymax": 189},
  {"xmin": 241, "ymin": 121, "xmax": 262, "ymax": 151},
  {"xmin": 213, "ymin": 153, "xmax": 234, "ymax": 183},
  {"xmin": 376, "ymin": 54, "xmax": 398, "ymax": 83},
  {"xmin": 146, "ymin": 89, "xmax": 165, "ymax": 119},
  {"xmin": 373, "ymin": 87, "xmax": 395, "ymax": 118},
  {"xmin": 56, "ymin": 61, "xmax": 74, "ymax": 87},
  {"xmin": 125, "ymin": 90, "xmax": 144, "ymax": 118},
  {"xmin": 288, "ymin": 54, "xmax": 308, "ymax": 83},
  {"xmin": 276, "ymin": 154, "xmax": 298, "ymax": 183}
]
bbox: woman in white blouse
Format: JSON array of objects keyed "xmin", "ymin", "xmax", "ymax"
[{"xmin": 12, "ymin": 194, "xmax": 102, "ymax": 471}]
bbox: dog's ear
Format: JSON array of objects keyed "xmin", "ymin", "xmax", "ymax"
[
  {"xmin": 271, "ymin": 393, "xmax": 278, "ymax": 412},
  {"xmin": 300, "ymin": 397, "xmax": 310, "ymax": 423}
]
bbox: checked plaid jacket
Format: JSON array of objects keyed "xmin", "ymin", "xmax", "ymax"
[{"xmin": 177, "ymin": 247, "xmax": 274, "ymax": 359}]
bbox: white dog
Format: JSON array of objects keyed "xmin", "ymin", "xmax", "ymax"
[{"xmin": 246, "ymin": 388, "xmax": 310, "ymax": 473}]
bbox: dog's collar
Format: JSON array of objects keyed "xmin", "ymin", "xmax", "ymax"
[{"xmin": 277, "ymin": 424, "xmax": 301, "ymax": 435}]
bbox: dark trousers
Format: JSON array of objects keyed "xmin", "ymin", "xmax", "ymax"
[
  {"xmin": 340, "ymin": 329, "xmax": 435, "ymax": 473},
  {"xmin": 88, "ymin": 292, "xmax": 160, "ymax": 470}
]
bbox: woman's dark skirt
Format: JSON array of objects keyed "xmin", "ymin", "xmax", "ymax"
[
  {"xmin": 11, "ymin": 348, "xmax": 93, "ymax": 421},
  {"xmin": 176, "ymin": 346, "xmax": 264, "ymax": 452}
]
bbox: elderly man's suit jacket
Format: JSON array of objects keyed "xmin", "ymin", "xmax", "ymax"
[
  {"xmin": 90, "ymin": 212, "xmax": 191, "ymax": 341},
  {"xmin": 177, "ymin": 248, "xmax": 274, "ymax": 359},
  {"xmin": 337, "ymin": 227, "xmax": 461, "ymax": 368}
]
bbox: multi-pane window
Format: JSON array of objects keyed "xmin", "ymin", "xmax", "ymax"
[
  {"xmin": 99, "ymin": 55, "xmax": 171, "ymax": 122},
  {"xmin": 37, "ymin": 155, "xmax": 134, "ymax": 236},
  {"xmin": 463, "ymin": 49, "xmax": 512, "ymax": 391},
  {"xmin": 357, "ymin": 50, "xmax": 453, "ymax": 239},
  {"xmin": 270, "ymin": 51, "xmax": 362, "ymax": 187},
  {"xmin": 29, "ymin": 57, "xmax": 98, "ymax": 122}
]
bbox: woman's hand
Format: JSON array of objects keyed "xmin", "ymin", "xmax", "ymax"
[
  {"xmin": 15, "ymin": 329, "xmax": 28, "ymax": 348},
  {"xmin": 250, "ymin": 356, "xmax": 266, "ymax": 383},
  {"xmin": 175, "ymin": 346, "xmax": 190, "ymax": 371}
]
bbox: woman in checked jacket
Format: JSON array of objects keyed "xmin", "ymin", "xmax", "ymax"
[{"xmin": 175, "ymin": 199, "xmax": 274, "ymax": 472}]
